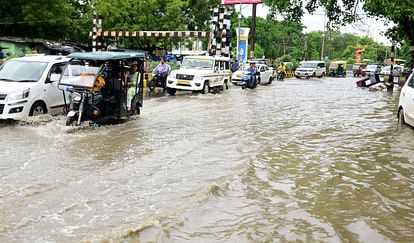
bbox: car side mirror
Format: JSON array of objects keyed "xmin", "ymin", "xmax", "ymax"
[{"xmin": 48, "ymin": 73, "xmax": 61, "ymax": 83}]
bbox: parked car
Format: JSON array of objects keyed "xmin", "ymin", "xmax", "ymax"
[
  {"xmin": 231, "ymin": 63, "xmax": 273, "ymax": 85},
  {"xmin": 398, "ymin": 71, "xmax": 414, "ymax": 127},
  {"xmin": 166, "ymin": 55, "xmax": 230, "ymax": 95},
  {"xmin": 380, "ymin": 65, "xmax": 403, "ymax": 76},
  {"xmin": 0, "ymin": 55, "xmax": 69, "ymax": 120},
  {"xmin": 363, "ymin": 64, "xmax": 382, "ymax": 76},
  {"xmin": 295, "ymin": 61, "xmax": 326, "ymax": 78}
]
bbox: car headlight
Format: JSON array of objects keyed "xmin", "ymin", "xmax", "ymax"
[
  {"xmin": 72, "ymin": 92, "xmax": 82, "ymax": 102},
  {"xmin": 193, "ymin": 76, "xmax": 203, "ymax": 82},
  {"xmin": 168, "ymin": 73, "xmax": 176, "ymax": 79},
  {"xmin": 7, "ymin": 89, "xmax": 30, "ymax": 101}
]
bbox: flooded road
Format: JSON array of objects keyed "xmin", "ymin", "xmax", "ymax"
[{"xmin": 1, "ymin": 77, "xmax": 413, "ymax": 242}]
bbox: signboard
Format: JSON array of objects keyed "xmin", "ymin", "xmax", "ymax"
[
  {"xmin": 236, "ymin": 28, "xmax": 250, "ymax": 63},
  {"xmin": 222, "ymin": 0, "xmax": 262, "ymax": 4}
]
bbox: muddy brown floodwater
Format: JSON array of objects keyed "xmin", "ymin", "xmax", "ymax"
[{"xmin": 0, "ymin": 77, "xmax": 413, "ymax": 242}]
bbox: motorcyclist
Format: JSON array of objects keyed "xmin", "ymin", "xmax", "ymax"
[
  {"xmin": 152, "ymin": 58, "xmax": 170, "ymax": 87},
  {"xmin": 277, "ymin": 62, "xmax": 286, "ymax": 80},
  {"xmin": 243, "ymin": 62, "xmax": 257, "ymax": 89}
]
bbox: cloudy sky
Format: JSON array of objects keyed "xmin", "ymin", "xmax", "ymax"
[{"xmin": 237, "ymin": 4, "xmax": 391, "ymax": 45}]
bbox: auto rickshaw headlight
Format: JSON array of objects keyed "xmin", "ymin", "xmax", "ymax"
[{"xmin": 72, "ymin": 92, "xmax": 82, "ymax": 102}]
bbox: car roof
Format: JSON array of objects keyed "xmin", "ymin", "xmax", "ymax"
[
  {"xmin": 68, "ymin": 51, "xmax": 146, "ymax": 60},
  {"xmin": 11, "ymin": 55, "xmax": 69, "ymax": 62},
  {"xmin": 302, "ymin": 60, "xmax": 324, "ymax": 63},
  {"xmin": 184, "ymin": 55, "xmax": 230, "ymax": 61}
]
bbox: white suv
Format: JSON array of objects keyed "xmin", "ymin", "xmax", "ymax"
[
  {"xmin": 295, "ymin": 61, "xmax": 326, "ymax": 78},
  {"xmin": 166, "ymin": 55, "xmax": 230, "ymax": 95},
  {"xmin": 0, "ymin": 55, "xmax": 69, "ymax": 120}
]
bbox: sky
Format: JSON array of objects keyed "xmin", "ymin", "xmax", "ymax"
[{"xmin": 237, "ymin": 3, "xmax": 391, "ymax": 45}]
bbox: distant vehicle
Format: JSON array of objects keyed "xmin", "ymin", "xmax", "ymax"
[
  {"xmin": 380, "ymin": 65, "xmax": 403, "ymax": 76},
  {"xmin": 352, "ymin": 63, "xmax": 367, "ymax": 77},
  {"xmin": 295, "ymin": 61, "xmax": 326, "ymax": 78},
  {"xmin": 231, "ymin": 63, "xmax": 273, "ymax": 85},
  {"xmin": 328, "ymin": 61, "xmax": 347, "ymax": 77},
  {"xmin": 166, "ymin": 55, "xmax": 230, "ymax": 95},
  {"xmin": 398, "ymin": 72, "xmax": 414, "ymax": 127},
  {"xmin": 0, "ymin": 55, "xmax": 69, "ymax": 120},
  {"xmin": 363, "ymin": 64, "xmax": 382, "ymax": 76}
]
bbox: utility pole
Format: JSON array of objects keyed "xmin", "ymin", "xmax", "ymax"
[
  {"xmin": 250, "ymin": 3, "xmax": 257, "ymax": 58},
  {"xmin": 387, "ymin": 42, "xmax": 395, "ymax": 91},
  {"xmin": 303, "ymin": 35, "xmax": 308, "ymax": 61},
  {"xmin": 320, "ymin": 10, "xmax": 327, "ymax": 61}
]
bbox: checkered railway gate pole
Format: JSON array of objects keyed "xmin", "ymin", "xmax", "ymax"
[
  {"xmin": 208, "ymin": 6, "xmax": 232, "ymax": 57},
  {"xmin": 90, "ymin": 6, "xmax": 232, "ymax": 58}
]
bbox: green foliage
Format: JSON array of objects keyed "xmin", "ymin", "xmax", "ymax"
[
  {"xmin": 254, "ymin": 43, "xmax": 265, "ymax": 58},
  {"xmin": 0, "ymin": 0, "xmax": 93, "ymax": 42}
]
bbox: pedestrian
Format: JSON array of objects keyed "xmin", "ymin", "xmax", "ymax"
[{"xmin": 231, "ymin": 59, "xmax": 239, "ymax": 72}]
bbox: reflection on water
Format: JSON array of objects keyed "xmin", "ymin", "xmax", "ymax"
[{"xmin": 1, "ymin": 78, "xmax": 413, "ymax": 242}]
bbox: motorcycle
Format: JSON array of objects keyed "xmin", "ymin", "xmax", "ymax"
[
  {"xmin": 241, "ymin": 72, "xmax": 258, "ymax": 89},
  {"xmin": 148, "ymin": 72, "xmax": 168, "ymax": 91},
  {"xmin": 277, "ymin": 71, "xmax": 286, "ymax": 81}
]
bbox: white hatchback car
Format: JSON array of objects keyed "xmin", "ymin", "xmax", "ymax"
[
  {"xmin": 231, "ymin": 63, "xmax": 273, "ymax": 85},
  {"xmin": 398, "ymin": 72, "xmax": 414, "ymax": 127},
  {"xmin": 0, "ymin": 55, "xmax": 69, "ymax": 120}
]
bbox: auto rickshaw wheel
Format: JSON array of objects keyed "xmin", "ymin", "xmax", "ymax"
[{"xmin": 66, "ymin": 115, "xmax": 77, "ymax": 126}]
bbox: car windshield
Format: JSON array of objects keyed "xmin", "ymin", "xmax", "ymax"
[
  {"xmin": 240, "ymin": 65, "xmax": 253, "ymax": 71},
  {"xmin": 181, "ymin": 58, "xmax": 213, "ymax": 69},
  {"xmin": 382, "ymin": 66, "xmax": 391, "ymax": 72},
  {"xmin": 0, "ymin": 60, "xmax": 48, "ymax": 82},
  {"xmin": 366, "ymin": 65, "xmax": 378, "ymax": 70},
  {"xmin": 60, "ymin": 61, "xmax": 100, "ymax": 88},
  {"xmin": 300, "ymin": 62, "xmax": 317, "ymax": 68}
]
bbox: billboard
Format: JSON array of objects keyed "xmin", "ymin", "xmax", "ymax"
[
  {"xmin": 222, "ymin": 0, "xmax": 262, "ymax": 4},
  {"xmin": 236, "ymin": 28, "xmax": 250, "ymax": 63}
]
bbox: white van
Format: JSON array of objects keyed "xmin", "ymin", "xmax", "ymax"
[
  {"xmin": 166, "ymin": 55, "xmax": 231, "ymax": 95},
  {"xmin": 295, "ymin": 60, "xmax": 326, "ymax": 78},
  {"xmin": 0, "ymin": 55, "xmax": 69, "ymax": 120}
]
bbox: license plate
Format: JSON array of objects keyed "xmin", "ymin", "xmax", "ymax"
[{"xmin": 177, "ymin": 80, "xmax": 190, "ymax": 85}]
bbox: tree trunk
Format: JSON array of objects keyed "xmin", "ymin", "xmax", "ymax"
[{"xmin": 401, "ymin": 19, "xmax": 414, "ymax": 69}]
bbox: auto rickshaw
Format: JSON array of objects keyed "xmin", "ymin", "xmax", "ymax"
[
  {"xmin": 58, "ymin": 51, "xmax": 145, "ymax": 126},
  {"xmin": 352, "ymin": 63, "xmax": 366, "ymax": 77},
  {"xmin": 328, "ymin": 61, "xmax": 347, "ymax": 77}
]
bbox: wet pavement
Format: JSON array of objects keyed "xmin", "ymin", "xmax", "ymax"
[{"xmin": 1, "ymin": 77, "xmax": 413, "ymax": 242}]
